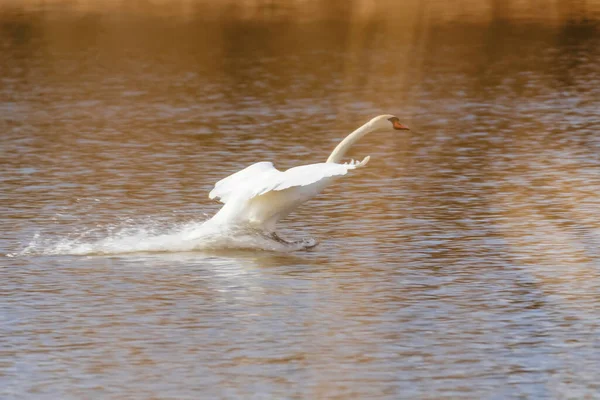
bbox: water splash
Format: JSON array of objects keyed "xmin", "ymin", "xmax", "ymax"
[{"xmin": 16, "ymin": 218, "xmax": 313, "ymax": 256}]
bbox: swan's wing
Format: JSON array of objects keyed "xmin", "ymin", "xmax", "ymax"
[
  {"xmin": 262, "ymin": 161, "xmax": 360, "ymax": 193},
  {"xmin": 209, "ymin": 161, "xmax": 278, "ymax": 203},
  {"xmin": 251, "ymin": 157, "xmax": 370, "ymax": 197},
  {"xmin": 210, "ymin": 157, "xmax": 369, "ymax": 204}
]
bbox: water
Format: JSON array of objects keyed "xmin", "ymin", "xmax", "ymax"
[{"xmin": 2, "ymin": 1, "xmax": 600, "ymax": 398}]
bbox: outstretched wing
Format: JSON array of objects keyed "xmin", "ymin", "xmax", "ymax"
[
  {"xmin": 209, "ymin": 157, "xmax": 369, "ymax": 204},
  {"xmin": 209, "ymin": 161, "xmax": 277, "ymax": 203}
]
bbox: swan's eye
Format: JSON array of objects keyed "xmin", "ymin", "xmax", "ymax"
[{"xmin": 388, "ymin": 117, "xmax": 410, "ymax": 131}]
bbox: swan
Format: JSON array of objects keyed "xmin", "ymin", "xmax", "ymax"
[{"xmin": 206, "ymin": 114, "xmax": 410, "ymax": 249}]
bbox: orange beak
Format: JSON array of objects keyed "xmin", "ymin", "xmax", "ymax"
[{"xmin": 393, "ymin": 121, "xmax": 410, "ymax": 130}]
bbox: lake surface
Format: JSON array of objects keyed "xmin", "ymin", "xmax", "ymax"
[{"xmin": 2, "ymin": 1, "xmax": 600, "ymax": 398}]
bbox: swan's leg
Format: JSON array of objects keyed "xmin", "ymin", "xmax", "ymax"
[
  {"xmin": 270, "ymin": 232, "xmax": 291, "ymax": 244},
  {"xmin": 270, "ymin": 232, "xmax": 318, "ymax": 249}
]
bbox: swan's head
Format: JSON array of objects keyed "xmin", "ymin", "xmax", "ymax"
[{"xmin": 368, "ymin": 114, "xmax": 410, "ymax": 132}]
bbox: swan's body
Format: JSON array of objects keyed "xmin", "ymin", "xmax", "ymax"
[
  {"xmin": 209, "ymin": 159, "xmax": 369, "ymax": 232},
  {"xmin": 206, "ymin": 114, "xmax": 409, "ymax": 248}
]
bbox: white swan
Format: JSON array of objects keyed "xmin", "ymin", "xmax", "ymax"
[{"xmin": 206, "ymin": 114, "xmax": 410, "ymax": 249}]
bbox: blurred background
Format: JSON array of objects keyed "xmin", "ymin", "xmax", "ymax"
[{"xmin": 2, "ymin": 0, "xmax": 600, "ymax": 398}]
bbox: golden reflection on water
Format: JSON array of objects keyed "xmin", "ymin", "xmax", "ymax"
[{"xmin": 1, "ymin": 0, "xmax": 600, "ymax": 398}]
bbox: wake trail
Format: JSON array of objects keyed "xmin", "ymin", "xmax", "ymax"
[{"xmin": 16, "ymin": 218, "xmax": 313, "ymax": 256}]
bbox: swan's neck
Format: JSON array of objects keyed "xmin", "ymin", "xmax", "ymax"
[{"xmin": 326, "ymin": 123, "xmax": 372, "ymax": 163}]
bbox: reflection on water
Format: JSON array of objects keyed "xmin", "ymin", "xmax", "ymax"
[{"xmin": 1, "ymin": 1, "xmax": 600, "ymax": 398}]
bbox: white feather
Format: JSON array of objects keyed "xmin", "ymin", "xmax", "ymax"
[
  {"xmin": 210, "ymin": 161, "xmax": 361, "ymax": 204},
  {"xmin": 207, "ymin": 159, "xmax": 369, "ymax": 232},
  {"xmin": 209, "ymin": 161, "xmax": 275, "ymax": 203}
]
